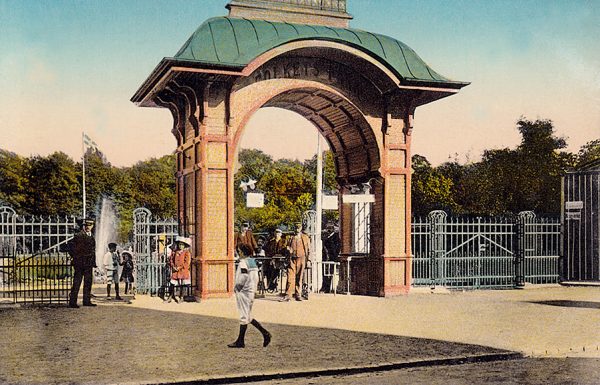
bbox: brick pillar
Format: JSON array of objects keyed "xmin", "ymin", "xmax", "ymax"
[
  {"xmin": 381, "ymin": 112, "xmax": 413, "ymax": 295},
  {"xmin": 194, "ymin": 82, "xmax": 234, "ymax": 298}
]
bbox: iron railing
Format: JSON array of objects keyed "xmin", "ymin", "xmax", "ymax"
[
  {"xmin": 412, "ymin": 211, "xmax": 561, "ymax": 289},
  {"xmin": 0, "ymin": 206, "xmax": 77, "ymax": 304}
]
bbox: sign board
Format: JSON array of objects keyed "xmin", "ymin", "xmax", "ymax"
[
  {"xmin": 246, "ymin": 192, "xmax": 264, "ymax": 208},
  {"xmin": 565, "ymin": 201, "xmax": 584, "ymax": 210},
  {"xmin": 566, "ymin": 211, "xmax": 581, "ymax": 220},
  {"xmin": 322, "ymin": 194, "xmax": 338, "ymax": 210},
  {"xmin": 342, "ymin": 194, "xmax": 375, "ymax": 204}
]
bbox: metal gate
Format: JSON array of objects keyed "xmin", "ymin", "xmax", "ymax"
[
  {"xmin": 0, "ymin": 206, "xmax": 77, "ymax": 304},
  {"xmin": 412, "ymin": 211, "xmax": 560, "ymax": 289},
  {"xmin": 133, "ymin": 208, "xmax": 182, "ymax": 295},
  {"xmin": 562, "ymin": 169, "xmax": 600, "ymax": 281}
]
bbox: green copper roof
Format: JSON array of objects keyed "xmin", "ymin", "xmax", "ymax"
[{"xmin": 174, "ymin": 17, "xmax": 466, "ymax": 88}]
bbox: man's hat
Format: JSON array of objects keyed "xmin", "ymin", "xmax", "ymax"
[
  {"xmin": 83, "ymin": 217, "xmax": 95, "ymax": 225},
  {"xmin": 176, "ymin": 236, "xmax": 192, "ymax": 247},
  {"xmin": 275, "ymin": 228, "xmax": 283, "ymax": 233},
  {"xmin": 242, "ymin": 222, "xmax": 250, "ymax": 227},
  {"xmin": 108, "ymin": 242, "xmax": 117, "ymax": 248}
]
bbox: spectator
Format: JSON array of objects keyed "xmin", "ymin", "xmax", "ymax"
[
  {"xmin": 165, "ymin": 236, "xmax": 192, "ymax": 303},
  {"xmin": 120, "ymin": 250, "xmax": 135, "ymax": 295},
  {"xmin": 280, "ymin": 222, "xmax": 310, "ymax": 302},
  {"xmin": 68, "ymin": 217, "xmax": 97, "ymax": 308},
  {"xmin": 103, "ymin": 242, "xmax": 122, "ymax": 300}
]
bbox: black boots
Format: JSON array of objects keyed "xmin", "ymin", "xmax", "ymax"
[
  {"xmin": 228, "ymin": 324, "xmax": 247, "ymax": 348},
  {"xmin": 228, "ymin": 321, "xmax": 271, "ymax": 348},
  {"xmin": 251, "ymin": 319, "xmax": 272, "ymax": 347}
]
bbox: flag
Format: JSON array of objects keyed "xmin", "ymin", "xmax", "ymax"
[{"xmin": 83, "ymin": 132, "xmax": 99, "ymax": 151}]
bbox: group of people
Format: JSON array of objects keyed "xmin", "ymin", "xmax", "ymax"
[
  {"xmin": 67, "ymin": 218, "xmax": 134, "ymax": 308},
  {"xmin": 235, "ymin": 221, "xmax": 312, "ymax": 302}
]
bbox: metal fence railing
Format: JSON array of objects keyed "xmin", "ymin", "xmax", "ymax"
[
  {"xmin": 0, "ymin": 206, "xmax": 77, "ymax": 304},
  {"xmin": 412, "ymin": 211, "xmax": 561, "ymax": 289}
]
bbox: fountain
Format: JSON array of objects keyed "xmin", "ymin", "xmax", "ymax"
[{"xmin": 95, "ymin": 196, "xmax": 119, "ymax": 273}]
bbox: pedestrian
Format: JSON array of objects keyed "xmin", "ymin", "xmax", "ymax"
[
  {"xmin": 228, "ymin": 253, "xmax": 271, "ymax": 348},
  {"xmin": 120, "ymin": 250, "xmax": 135, "ymax": 295},
  {"xmin": 320, "ymin": 222, "xmax": 340, "ymax": 293},
  {"xmin": 165, "ymin": 236, "xmax": 191, "ymax": 303},
  {"xmin": 281, "ymin": 222, "xmax": 310, "ymax": 302},
  {"xmin": 264, "ymin": 228, "xmax": 287, "ymax": 292},
  {"xmin": 103, "ymin": 242, "xmax": 122, "ymax": 300},
  {"xmin": 235, "ymin": 222, "xmax": 257, "ymax": 257},
  {"xmin": 68, "ymin": 217, "xmax": 97, "ymax": 308}
]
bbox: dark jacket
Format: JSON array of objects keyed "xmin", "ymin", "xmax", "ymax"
[{"xmin": 68, "ymin": 230, "xmax": 96, "ymax": 269}]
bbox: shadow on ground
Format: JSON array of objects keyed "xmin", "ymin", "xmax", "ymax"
[
  {"xmin": 528, "ymin": 300, "xmax": 600, "ymax": 310},
  {"xmin": 0, "ymin": 303, "xmax": 510, "ymax": 385}
]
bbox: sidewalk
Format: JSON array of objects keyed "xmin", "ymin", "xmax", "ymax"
[{"xmin": 0, "ymin": 285, "xmax": 598, "ymax": 385}]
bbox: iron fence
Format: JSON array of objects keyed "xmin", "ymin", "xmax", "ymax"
[
  {"xmin": 0, "ymin": 206, "xmax": 77, "ymax": 304},
  {"xmin": 412, "ymin": 211, "xmax": 561, "ymax": 289},
  {"xmin": 133, "ymin": 208, "xmax": 194, "ymax": 296}
]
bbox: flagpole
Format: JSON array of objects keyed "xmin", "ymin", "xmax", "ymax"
[{"xmin": 82, "ymin": 132, "xmax": 86, "ymax": 219}]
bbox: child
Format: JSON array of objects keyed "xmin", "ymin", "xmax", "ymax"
[
  {"xmin": 103, "ymin": 242, "xmax": 122, "ymax": 300},
  {"xmin": 120, "ymin": 250, "xmax": 135, "ymax": 295},
  {"xmin": 228, "ymin": 253, "xmax": 271, "ymax": 348},
  {"xmin": 165, "ymin": 236, "xmax": 191, "ymax": 303}
]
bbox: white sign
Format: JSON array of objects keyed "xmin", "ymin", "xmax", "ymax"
[
  {"xmin": 246, "ymin": 192, "xmax": 264, "ymax": 208},
  {"xmin": 565, "ymin": 201, "xmax": 584, "ymax": 210},
  {"xmin": 322, "ymin": 194, "xmax": 338, "ymax": 210},
  {"xmin": 566, "ymin": 211, "xmax": 581, "ymax": 220},
  {"xmin": 342, "ymin": 194, "xmax": 375, "ymax": 204}
]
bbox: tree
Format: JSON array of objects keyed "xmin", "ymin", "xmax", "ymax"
[
  {"xmin": 0, "ymin": 150, "xmax": 27, "ymax": 210},
  {"xmin": 411, "ymin": 155, "xmax": 457, "ymax": 215},
  {"xmin": 24, "ymin": 152, "xmax": 80, "ymax": 216},
  {"xmin": 577, "ymin": 139, "xmax": 600, "ymax": 168}
]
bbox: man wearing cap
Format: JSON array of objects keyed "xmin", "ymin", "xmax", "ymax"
[
  {"xmin": 281, "ymin": 222, "xmax": 311, "ymax": 302},
  {"xmin": 264, "ymin": 228, "xmax": 287, "ymax": 292},
  {"xmin": 103, "ymin": 242, "xmax": 122, "ymax": 300},
  {"xmin": 166, "ymin": 236, "xmax": 192, "ymax": 303},
  {"xmin": 68, "ymin": 218, "xmax": 97, "ymax": 308},
  {"xmin": 235, "ymin": 222, "xmax": 258, "ymax": 258}
]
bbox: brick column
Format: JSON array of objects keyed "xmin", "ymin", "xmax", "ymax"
[{"xmin": 381, "ymin": 111, "xmax": 413, "ymax": 295}]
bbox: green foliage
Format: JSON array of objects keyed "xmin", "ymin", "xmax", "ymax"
[
  {"xmin": 416, "ymin": 118, "xmax": 578, "ymax": 215},
  {"xmin": 577, "ymin": 139, "xmax": 600, "ymax": 168},
  {"xmin": 411, "ymin": 155, "xmax": 457, "ymax": 215},
  {"xmin": 0, "ymin": 150, "xmax": 27, "ymax": 210},
  {"xmin": 24, "ymin": 152, "xmax": 80, "ymax": 216}
]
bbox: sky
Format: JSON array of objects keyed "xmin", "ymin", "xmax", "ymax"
[{"xmin": 1, "ymin": 0, "xmax": 598, "ymax": 167}]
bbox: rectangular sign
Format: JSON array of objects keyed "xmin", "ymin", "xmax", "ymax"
[
  {"xmin": 565, "ymin": 201, "xmax": 584, "ymax": 210},
  {"xmin": 566, "ymin": 211, "xmax": 581, "ymax": 220},
  {"xmin": 322, "ymin": 194, "xmax": 338, "ymax": 210},
  {"xmin": 342, "ymin": 194, "xmax": 375, "ymax": 204},
  {"xmin": 246, "ymin": 192, "xmax": 264, "ymax": 208}
]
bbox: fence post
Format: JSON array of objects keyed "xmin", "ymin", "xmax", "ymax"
[
  {"xmin": 427, "ymin": 210, "xmax": 447, "ymax": 288},
  {"xmin": 516, "ymin": 211, "xmax": 535, "ymax": 287}
]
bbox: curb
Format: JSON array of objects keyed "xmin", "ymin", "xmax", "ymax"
[{"xmin": 153, "ymin": 352, "xmax": 523, "ymax": 385}]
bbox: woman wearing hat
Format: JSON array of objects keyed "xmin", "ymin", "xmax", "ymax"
[{"xmin": 166, "ymin": 236, "xmax": 192, "ymax": 303}]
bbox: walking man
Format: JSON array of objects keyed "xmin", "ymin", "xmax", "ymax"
[
  {"xmin": 228, "ymin": 253, "xmax": 271, "ymax": 348},
  {"xmin": 68, "ymin": 217, "xmax": 97, "ymax": 308},
  {"xmin": 281, "ymin": 222, "xmax": 310, "ymax": 302}
]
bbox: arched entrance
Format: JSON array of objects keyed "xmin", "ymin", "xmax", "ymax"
[{"xmin": 131, "ymin": 1, "xmax": 468, "ymax": 298}]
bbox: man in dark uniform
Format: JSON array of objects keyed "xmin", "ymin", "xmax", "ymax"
[
  {"xmin": 320, "ymin": 222, "xmax": 340, "ymax": 293},
  {"xmin": 263, "ymin": 228, "xmax": 288, "ymax": 292},
  {"xmin": 68, "ymin": 218, "xmax": 97, "ymax": 308}
]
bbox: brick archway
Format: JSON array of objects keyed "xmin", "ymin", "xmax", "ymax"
[{"xmin": 132, "ymin": 12, "xmax": 467, "ymax": 299}]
